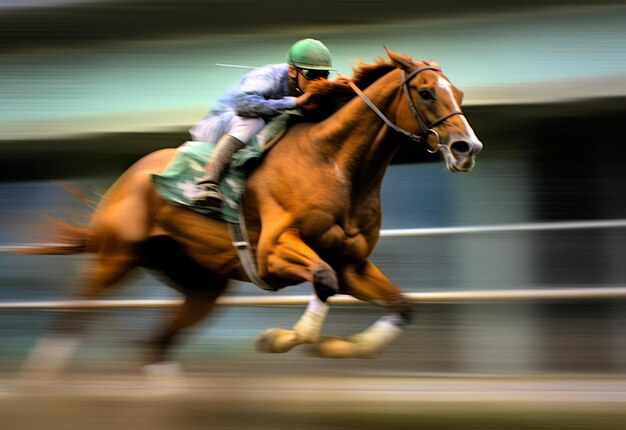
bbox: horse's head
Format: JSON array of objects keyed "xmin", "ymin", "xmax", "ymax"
[{"xmin": 386, "ymin": 49, "xmax": 483, "ymax": 172}]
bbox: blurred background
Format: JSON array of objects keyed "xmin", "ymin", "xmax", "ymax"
[{"xmin": 1, "ymin": 0, "xmax": 626, "ymax": 428}]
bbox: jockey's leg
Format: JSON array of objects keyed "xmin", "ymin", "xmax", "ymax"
[
  {"xmin": 256, "ymin": 230, "xmax": 338, "ymax": 353},
  {"xmin": 192, "ymin": 134, "xmax": 244, "ymax": 207},
  {"xmin": 311, "ymin": 260, "xmax": 412, "ymax": 359},
  {"xmin": 192, "ymin": 116, "xmax": 264, "ymax": 207}
]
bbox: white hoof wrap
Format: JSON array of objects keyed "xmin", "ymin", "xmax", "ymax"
[
  {"xmin": 350, "ymin": 317, "xmax": 402, "ymax": 354},
  {"xmin": 293, "ymin": 295, "xmax": 329, "ymax": 343}
]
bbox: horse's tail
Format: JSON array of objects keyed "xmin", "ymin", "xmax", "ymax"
[
  {"xmin": 18, "ymin": 219, "xmax": 97, "ymax": 255},
  {"xmin": 18, "ymin": 184, "xmax": 100, "ymax": 256}
]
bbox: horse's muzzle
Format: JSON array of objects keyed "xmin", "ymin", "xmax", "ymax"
[{"xmin": 445, "ymin": 138, "xmax": 483, "ymax": 172}]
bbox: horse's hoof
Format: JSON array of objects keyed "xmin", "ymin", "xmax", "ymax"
[
  {"xmin": 142, "ymin": 361, "xmax": 188, "ymax": 394},
  {"xmin": 306, "ymin": 335, "xmax": 377, "ymax": 359},
  {"xmin": 255, "ymin": 328, "xmax": 302, "ymax": 353},
  {"xmin": 142, "ymin": 361, "xmax": 183, "ymax": 376}
]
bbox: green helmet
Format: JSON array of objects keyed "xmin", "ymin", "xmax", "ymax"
[{"xmin": 286, "ymin": 38, "xmax": 336, "ymax": 70}]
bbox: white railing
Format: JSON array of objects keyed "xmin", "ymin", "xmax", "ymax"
[
  {"xmin": 0, "ymin": 287, "xmax": 625, "ymax": 310},
  {"xmin": 2, "ymin": 219, "xmax": 626, "ymax": 254},
  {"xmin": 378, "ymin": 219, "xmax": 626, "ymax": 237},
  {"xmin": 1, "ymin": 219, "xmax": 626, "ymax": 309}
]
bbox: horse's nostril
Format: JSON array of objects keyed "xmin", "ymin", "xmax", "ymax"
[{"xmin": 451, "ymin": 141, "xmax": 470, "ymax": 153}]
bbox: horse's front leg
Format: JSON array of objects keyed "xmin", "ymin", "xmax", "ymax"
[
  {"xmin": 311, "ymin": 259, "xmax": 412, "ymax": 359},
  {"xmin": 255, "ymin": 230, "xmax": 337, "ymax": 353}
]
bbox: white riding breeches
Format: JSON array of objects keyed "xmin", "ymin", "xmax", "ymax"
[{"xmin": 189, "ymin": 111, "xmax": 265, "ymax": 144}]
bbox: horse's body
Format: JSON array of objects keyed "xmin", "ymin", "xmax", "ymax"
[{"xmin": 22, "ymin": 50, "xmax": 482, "ymax": 371}]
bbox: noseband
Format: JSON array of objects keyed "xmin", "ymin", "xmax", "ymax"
[{"xmin": 348, "ymin": 66, "xmax": 464, "ymax": 153}]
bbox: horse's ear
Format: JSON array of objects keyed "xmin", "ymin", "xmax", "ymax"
[{"xmin": 384, "ymin": 47, "xmax": 415, "ymax": 70}]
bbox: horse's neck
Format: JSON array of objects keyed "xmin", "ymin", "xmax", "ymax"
[{"xmin": 312, "ymin": 71, "xmax": 403, "ymax": 193}]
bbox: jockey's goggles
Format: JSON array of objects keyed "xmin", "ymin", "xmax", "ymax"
[{"xmin": 297, "ymin": 67, "xmax": 329, "ymax": 81}]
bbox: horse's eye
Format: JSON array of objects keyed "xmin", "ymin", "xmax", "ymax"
[{"xmin": 419, "ymin": 90, "xmax": 434, "ymax": 100}]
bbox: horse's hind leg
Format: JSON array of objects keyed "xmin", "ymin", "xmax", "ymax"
[
  {"xmin": 144, "ymin": 281, "xmax": 228, "ymax": 369},
  {"xmin": 140, "ymin": 237, "xmax": 229, "ymax": 367},
  {"xmin": 18, "ymin": 239, "xmax": 138, "ymax": 379},
  {"xmin": 18, "ymin": 168, "xmax": 162, "ymax": 381},
  {"xmin": 311, "ymin": 260, "xmax": 412, "ymax": 359}
]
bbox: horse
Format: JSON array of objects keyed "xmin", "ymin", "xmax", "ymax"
[{"xmin": 20, "ymin": 49, "xmax": 482, "ymax": 374}]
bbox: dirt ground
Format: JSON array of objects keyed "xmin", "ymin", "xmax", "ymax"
[{"xmin": 1, "ymin": 373, "xmax": 626, "ymax": 430}]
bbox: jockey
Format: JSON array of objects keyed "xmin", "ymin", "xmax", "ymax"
[{"xmin": 189, "ymin": 38, "xmax": 336, "ymax": 207}]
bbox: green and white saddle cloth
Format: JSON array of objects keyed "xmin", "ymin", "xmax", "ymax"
[{"xmin": 152, "ymin": 112, "xmax": 296, "ymax": 223}]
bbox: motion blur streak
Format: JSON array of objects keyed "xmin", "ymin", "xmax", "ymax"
[{"xmin": 1, "ymin": 1, "xmax": 626, "ymax": 429}]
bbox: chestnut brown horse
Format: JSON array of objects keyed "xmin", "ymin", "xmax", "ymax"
[{"xmin": 22, "ymin": 49, "xmax": 482, "ymax": 373}]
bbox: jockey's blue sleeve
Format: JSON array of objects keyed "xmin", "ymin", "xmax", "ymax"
[
  {"xmin": 235, "ymin": 92, "xmax": 297, "ymax": 118},
  {"xmin": 231, "ymin": 64, "xmax": 297, "ymax": 117}
]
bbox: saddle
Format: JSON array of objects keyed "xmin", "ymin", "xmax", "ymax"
[
  {"xmin": 152, "ymin": 111, "xmax": 297, "ymax": 223},
  {"xmin": 151, "ymin": 112, "xmax": 301, "ymax": 291}
]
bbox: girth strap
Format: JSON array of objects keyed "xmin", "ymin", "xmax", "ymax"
[{"xmin": 228, "ymin": 205, "xmax": 278, "ymax": 292}]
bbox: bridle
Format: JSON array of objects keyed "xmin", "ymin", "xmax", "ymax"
[{"xmin": 348, "ymin": 65, "xmax": 464, "ymax": 153}]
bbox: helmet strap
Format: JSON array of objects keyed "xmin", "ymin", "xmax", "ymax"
[{"xmin": 289, "ymin": 67, "xmax": 304, "ymax": 94}]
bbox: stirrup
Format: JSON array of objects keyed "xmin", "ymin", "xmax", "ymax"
[{"xmin": 191, "ymin": 183, "xmax": 224, "ymax": 208}]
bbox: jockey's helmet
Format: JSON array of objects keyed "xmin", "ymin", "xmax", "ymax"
[{"xmin": 286, "ymin": 38, "xmax": 336, "ymax": 71}]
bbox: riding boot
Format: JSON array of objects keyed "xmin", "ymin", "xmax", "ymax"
[{"xmin": 192, "ymin": 134, "xmax": 245, "ymax": 207}]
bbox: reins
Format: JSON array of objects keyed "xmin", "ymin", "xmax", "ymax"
[
  {"xmin": 348, "ymin": 80, "xmax": 425, "ymax": 143},
  {"xmin": 348, "ymin": 66, "xmax": 464, "ymax": 153}
]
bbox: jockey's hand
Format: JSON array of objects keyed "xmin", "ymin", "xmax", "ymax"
[
  {"xmin": 333, "ymin": 72, "xmax": 352, "ymax": 86},
  {"xmin": 295, "ymin": 91, "xmax": 314, "ymax": 108}
]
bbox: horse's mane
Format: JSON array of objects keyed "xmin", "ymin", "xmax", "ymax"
[{"xmin": 303, "ymin": 59, "xmax": 397, "ymax": 121}]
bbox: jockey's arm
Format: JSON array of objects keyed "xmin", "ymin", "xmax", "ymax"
[
  {"xmin": 235, "ymin": 91, "xmax": 297, "ymax": 118},
  {"xmin": 234, "ymin": 70, "xmax": 297, "ymax": 118}
]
